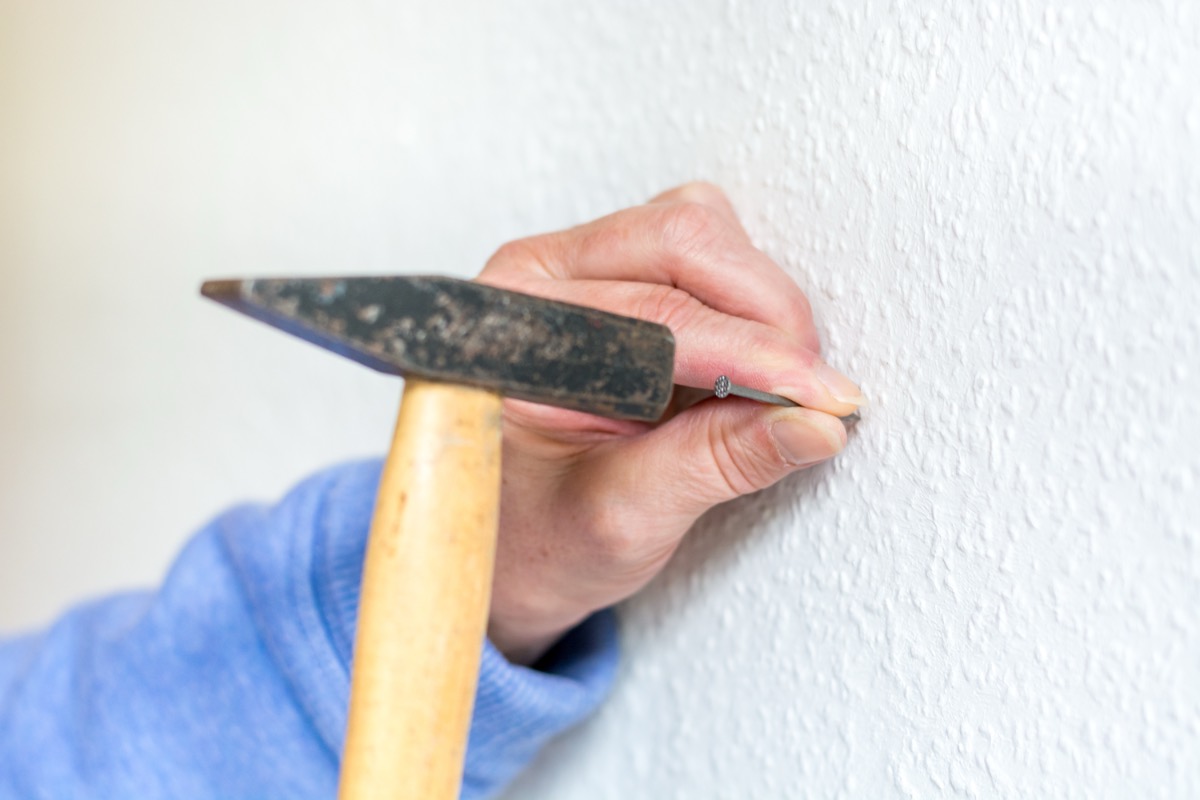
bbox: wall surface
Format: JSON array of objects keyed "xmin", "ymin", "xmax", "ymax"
[{"xmin": 3, "ymin": 1, "xmax": 1198, "ymax": 797}]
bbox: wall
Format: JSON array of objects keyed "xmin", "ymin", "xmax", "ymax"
[{"xmin": 2, "ymin": 1, "xmax": 1198, "ymax": 797}]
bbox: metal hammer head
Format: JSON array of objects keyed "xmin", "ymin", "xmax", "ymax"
[{"xmin": 201, "ymin": 275, "xmax": 676, "ymax": 421}]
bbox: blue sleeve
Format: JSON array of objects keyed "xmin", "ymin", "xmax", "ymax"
[{"xmin": 0, "ymin": 460, "xmax": 618, "ymax": 799}]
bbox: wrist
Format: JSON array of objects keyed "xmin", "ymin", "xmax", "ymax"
[{"xmin": 488, "ymin": 607, "xmax": 591, "ymax": 666}]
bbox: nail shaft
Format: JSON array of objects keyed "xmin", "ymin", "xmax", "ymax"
[{"xmin": 714, "ymin": 375, "xmax": 860, "ymax": 427}]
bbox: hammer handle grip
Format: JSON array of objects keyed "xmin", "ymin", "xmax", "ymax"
[{"xmin": 338, "ymin": 378, "xmax": 503, "ymax": 800}]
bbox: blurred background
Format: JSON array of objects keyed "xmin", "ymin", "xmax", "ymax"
[
  {"xmin": 3, "ymin": 1, "xmax": 1199, "ymax": 797},
  {"xmin": 0, "ymin": 1, "xmax": 574, "ymax": 630}
]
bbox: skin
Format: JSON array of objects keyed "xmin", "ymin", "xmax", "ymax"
[{"xmin": 477, "ymin": 183, "xmax": 865, "ymax": 665}]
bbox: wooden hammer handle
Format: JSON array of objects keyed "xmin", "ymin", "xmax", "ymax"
[{"xmin": 338, "ymin": 378, "xmax": 503, "ymax": 799}]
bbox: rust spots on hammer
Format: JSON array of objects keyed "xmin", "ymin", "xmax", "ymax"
[{"xmin": 202, "ymin": 275, "xmax": 676, "ymax": 422}]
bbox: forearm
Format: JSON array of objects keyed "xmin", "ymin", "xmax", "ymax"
[
  {"xmin": 0, "ymin": 522, "xmax": 339, "ymax": 797},
  {"xmin": 0, "ymin": 461, "xmax": 618, "ymax": 799}
]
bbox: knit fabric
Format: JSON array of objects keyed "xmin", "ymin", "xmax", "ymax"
[{"xmin": 0, "ymin": 460, "xmax": 618, "ymax": 799}]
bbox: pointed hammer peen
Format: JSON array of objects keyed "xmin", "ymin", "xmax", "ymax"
[{"xmin": 202, "ymin": 275, "xmax": 676, "ymax": 799}]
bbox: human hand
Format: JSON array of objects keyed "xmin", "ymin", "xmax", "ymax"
[{"xmin": 477, "ymin": 183, "xmax": 864, "ymax": 664}]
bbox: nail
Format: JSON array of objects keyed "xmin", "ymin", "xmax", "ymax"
[
  {"xmin": 714, "ymin": 375, "xmax": 861, "ymax": 426},
  {"xmin": 770, "ymin": 416, "xmax": 844, "ymax": 467},
  {"xmin": 814, "ymin": 363, "xmax": 866, "ymax": 407}
]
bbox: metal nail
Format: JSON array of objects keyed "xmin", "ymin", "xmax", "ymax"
[{"xmin": 714, "ymin": 375, "xmax": 861, "ymax": 427}]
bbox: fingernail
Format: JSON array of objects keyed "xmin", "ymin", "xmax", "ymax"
[
  {"xmin": 815, "ymin": 363, "xmax": 866, "ymax": 406},
  {"xmin": 770, "ymin": 416, "xmax": 844, "ymax": 467}
]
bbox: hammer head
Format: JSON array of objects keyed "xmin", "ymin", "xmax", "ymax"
[{"xmin": 202, "ymin": 276, "xmax": 676, "ymax": 421}]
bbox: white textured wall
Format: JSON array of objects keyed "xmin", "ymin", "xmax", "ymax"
[{"xmin": 3, "ymin": 1, "xmax": 1198, "ymax": 797}]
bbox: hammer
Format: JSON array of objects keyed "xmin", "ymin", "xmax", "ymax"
[{"xmin": 201, "ymin": 275, "xmax": 676, "ymax": 799}]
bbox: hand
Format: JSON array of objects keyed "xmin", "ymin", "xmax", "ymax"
[{"xmin": 477, "ymin": 183, "xmax": 864, "ymax": 664}]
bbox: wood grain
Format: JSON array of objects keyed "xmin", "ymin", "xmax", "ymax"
[{"xmin": 339, "ymin": 378, "xmax": 503, "ymax": 799}]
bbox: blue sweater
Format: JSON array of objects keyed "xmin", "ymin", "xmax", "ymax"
[{"xmin": 0, "ymin": 460, "xmax": 619, "ymax": 799}]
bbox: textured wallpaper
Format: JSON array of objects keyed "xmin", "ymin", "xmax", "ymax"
[
  {"xmin": 3, "ymin": 0, "xmax": 1197, "ymax": 796},
  {"xmin": 499, "ymin": 2, "xmax": 1200, "ymax": 797}
]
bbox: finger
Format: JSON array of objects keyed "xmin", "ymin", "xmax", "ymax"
[
  {"xmin": 582, "ymin": 401, "xmax": 848, "ymax": 524},
  {"xmin": 486, "ymin": 201, "xmax": 820, "ymax": 352},
  {"xmin": 647, "ymin": 182, "xmax": 745, "ymax": 233},
  {"xmin": 502, "ymin": 397, "xmax": 651, "ymax": 442},
  {"xmin": 475, "ymin": 275, "xmax": 863, "ymax": 416}
]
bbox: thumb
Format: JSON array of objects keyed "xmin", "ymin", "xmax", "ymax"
[{"xmin": 594, "ymin": 400, "xmax": 848, "ymax": 524}]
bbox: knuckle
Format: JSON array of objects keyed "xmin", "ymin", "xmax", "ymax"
[
  {"xmin": 636, "ymin": 284, "xmax": 703, "ymax": 330},
  {"xmin": 580, "ymin": 490, "xmax": 677, "ymax": 577},
  {"xmin": 585, "ymin": 500, "xmax": 644, "ymax": 561},
  {"xmin": 594, "ymin": 526, "xmax": 643, "ymax": 564},
  {"xmin": 484, "ymin": 238, "xmax": 548, "ymax": 277},
  {"xmin": 659, "ymin": 201, "xmax": 725, "ymax": 257},
  {"xmin": 675, "ymin": 181, "xmax": 729, "ymax": 206}
]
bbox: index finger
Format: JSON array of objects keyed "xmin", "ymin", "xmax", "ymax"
[
  {"xmin": 492, "ymin": 198, "xmax": 821, "ymax": 354},
  {"xmin": 646, "ymin": 182, "xmax": 746, "ymax": 233}
]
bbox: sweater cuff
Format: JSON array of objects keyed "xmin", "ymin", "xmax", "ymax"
[
  {"xmin": 299, "ymin": 460, "xmax": 619, "ymax": 797},
  {"xmin": 463, "ymin": 610, "xmax": 619, "ymax": 798}
]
